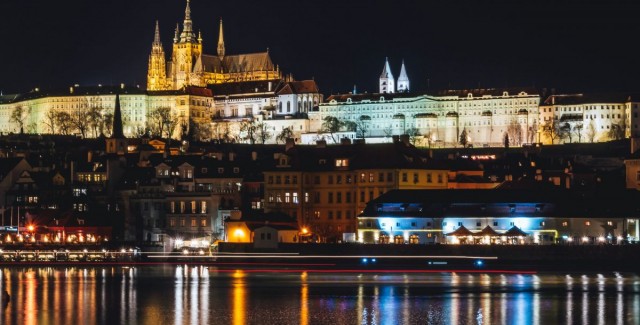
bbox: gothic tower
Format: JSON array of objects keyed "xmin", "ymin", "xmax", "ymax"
[
  {"xmin": 379, "ymin": 57, "xmax": 395, "ymax": 94},
  {"xmin": 397, "ymin": 60, "xmax": 410, "ymax": 93},
  {"xmin": 172, "ymin": 0, "xmax": 203, "ymax": 89},
  {"xmin": 147, "ymin": 21, "xmax": 168, "ymax": 90},
  {"xmin": 106, "ymin": 94, "xmax": 128, "ymax": 156},
  {"xmin": 217, "ymin": 19, "xmax": 225, "ymax": 58}
]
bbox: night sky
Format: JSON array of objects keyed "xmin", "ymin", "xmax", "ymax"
[{"xmin": 1, "ymin": 0, "xmax": 639, "ymax": 96}]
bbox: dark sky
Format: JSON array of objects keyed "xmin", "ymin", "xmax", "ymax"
[{"xmin": 1, "ymin": 0, "xmax": 639, "ymax": 96}]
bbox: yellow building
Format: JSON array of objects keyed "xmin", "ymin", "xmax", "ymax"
[
  {"xmin": 147, "ymin": 0, "xmax": 281, "ymax": 91},
  {"xmin": 263, "ymin": 138, "xmax": 478, "ymax": 242}
]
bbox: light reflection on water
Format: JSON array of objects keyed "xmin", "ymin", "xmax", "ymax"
[{"xmin": 0, "ymin": 266, "xmax": 639, "ymax": 324}]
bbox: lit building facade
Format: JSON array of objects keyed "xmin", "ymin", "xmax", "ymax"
[
  {"xmin": 539, "ymin": 93, "xmax": 640, "ymax": 144},
  {"xmin": 263, "ymin": 139, "xmax": 478, "ymax": 242},
  {"xmin": 310, "ymin": 88, "xmax": 540, "ymax": 147},
  {"xmin": 147, "ymin": 0, "xmax": 281, "ymax": 91},
  {"xmin": 358, "ymin": 189, "xmax": 640, "ymax": 245}
]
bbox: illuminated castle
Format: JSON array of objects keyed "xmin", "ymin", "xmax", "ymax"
[{"xmin": 147, "ymin": 0, "xmax": 282, "ymax": 91}]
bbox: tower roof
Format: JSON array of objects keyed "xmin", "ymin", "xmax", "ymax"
[
  {"xmin": 112, "ymin": 94, "xmax": 125, "ymax": 139},
  {"xmin": 398, "ymin": 60, "xmax": 409, "ymax": 82},
  {"xmin": 217, "ymin": 19, "xmax": 225, "ymax": 57},
  {"xmin": 179, "ymin": 0, "xmax": 197, "ymax": 43},
  {"xmin": 380, "ymin": 57, "xmax": 394, "ymax": 79},
  {"xmin": 153, "ymin": 20, "xmax": 161, "ymax": 45}
]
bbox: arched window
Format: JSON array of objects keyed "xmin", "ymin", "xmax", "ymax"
[
  {"xmin": 287, "ymin": 101, "xmax": 291, "ymax": 112},
  {"xmin": 278, "ymin": 102, "xmax": 282, "ymax": 112}
]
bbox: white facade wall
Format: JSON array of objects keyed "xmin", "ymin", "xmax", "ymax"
[
  {"xmin": 539, "ymin": 100, "xmax": 640, "ymax": 144},
  {"xmin": 311, "ymin": 91, "xmax": 539, "ymax": 147}
]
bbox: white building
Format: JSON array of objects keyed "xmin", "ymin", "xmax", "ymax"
[
  {"xmin": 309, "ymin": 88, "xmax": 540, "ymax": 147},
  {"xmin": 539, "ymin": 93, "xmax": 640, "ymax": 144},
  {"xmin": 379, "ymin": 58, "xmax": 395, "ymax": 94}
]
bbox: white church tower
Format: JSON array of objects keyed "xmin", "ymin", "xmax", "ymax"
[
  {"xmin": 379, "ymin": 58, "xmax": 395, "ymax": 93},
  {"xmin": 397, "ymin": 60, "xmax": 410, "ymax": 93}
]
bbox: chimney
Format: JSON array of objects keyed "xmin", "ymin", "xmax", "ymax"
[
  {"xmin": 251, "ymin": 151, "xmax": 258, "ymax": 161},
  {"xmin": 340, "ymin": 137, "xmax": 351, "ymax": 145},
  {"xmin": 316, "ymin": 139, "xmax": 327, "ymax": 148},
  {"xmin": 285, "ymin": 138, "xmax": 296, "ymax": 151}
]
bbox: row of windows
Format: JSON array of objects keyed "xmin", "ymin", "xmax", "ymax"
[
  {"xmin": 401, "ymin": 172, "xmax": 444, "ymax": 184},
  {"xmin": 168, "ymin": 217, "xmax": 208, "ymax": 227},
  {"xmin": 169, "ymin": 201, "xmax": 208, "ymax": 214}
]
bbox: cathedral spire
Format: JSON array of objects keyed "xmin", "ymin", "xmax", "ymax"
[
  {"xmin": 217, "ymin": 19, "xmax": 225, "ymax": 58},
  {"xmin": 174, "ymin": 23, "xmax": 180, "ymax": 43},
  {"xmin": 179, "ymin": 0, "xmax": 196, "ymax": 43},
  {"xmin": 112, "ymin": 93, "xmax": 125, "ymax": 139},
  {"xmin": 397, "ymin": 60, "xmax": 410, "ymax": 93},
  {"xmin": 153, "ymin": 20, "xmax": 161, "ymax": 45},
  {"xmin": 379, "ymin": 57, "xmax": 395, "ymax": 94}
]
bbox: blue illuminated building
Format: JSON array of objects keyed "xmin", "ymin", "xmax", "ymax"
[{"xmin": 357, "ymin": 188, "xmax": 640, "ymax": 245}]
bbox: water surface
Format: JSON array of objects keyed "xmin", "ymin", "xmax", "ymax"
[{"xmin": 1, "ymin": 266, "xmax": 639, "ymax": 324}]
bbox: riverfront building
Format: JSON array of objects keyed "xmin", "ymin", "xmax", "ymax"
[{"xmin": 357, "ymin": 188, "xmax": 640, "ymax": 245}]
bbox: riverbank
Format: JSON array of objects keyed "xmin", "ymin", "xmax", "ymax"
[{"xmin": 1, "ymin": 243, "xmax": 640, "ymax": 272}]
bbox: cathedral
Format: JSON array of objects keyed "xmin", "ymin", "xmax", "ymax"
[{"xmin": 147, "ymin": 0, "xmax": 282, "ymax": 91}]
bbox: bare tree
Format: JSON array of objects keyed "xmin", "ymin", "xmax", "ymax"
[
  {"xmin": 356, "ymin": 116, "xmax": 370, "ymax": 138},
  {"xmin": 405, "ymin": 127, "xmax": 421, "ymax": 145},
  {"xmin": 608, "ymin": 123, "xmax": 625, "ymax": 140},
  {"xmin": 70, "ymin": 106, "xmax": 90, "ymax": 138},
  {"xmin": 573, "ymin": 123, "xmax": 584, "ymax": 143},
  {"xmin": 10, "ymin": 105, "xmax": 28, "ymax": 133},
  {"xmin": 541, "ymin": 119, "xmax": 564, "ymax": 144},
  {"xmin": 87, "ymin": 105, "xmax": 104, "ymax": 137},
  {"xmin": 506, "ymin": 119, "xmax": 523, "ymax": 146},
  {"xmin": 586, "ymin": 119, "xmax": 596, "ymax": 143},
  {"xmin": 342, "ymin": 120, "xmax": 357, "ymax": 133},
  {"xmin": 276, "ymin": 126, "xmax": 294, "ymax": 144},
  {"xmin": 256, "ymin": 122, "xmax": 272, "ymax": 144},
  {"xmin": 211, "ymin": 121, "xmax": 231, "ymax": 143},
  {"xmin": 383, "ymin": 126, "xmax": 393, "ymax": 137},
  {"xmin": 562, "ymin": 123, "xmax": 573, "ymax": 143},
  {"xmin": 240, "ymin": 120, "xmax": 258, "ymax": 144},
  {"xmin": 321, "ymin": 116, "xmax": 342, "ymax": 144},
  {"xmin": 55, "ymin": 111, "xmax": 73, "ymax": 135},
  {"xmin": 528, "ymin": 120, "xmax": 538, "ymax": 144},
  {"xmin": 43, "ymin": 110, "xmax": 57, "ymax": 134},
  {"xmin": 102, "ymin": 113, "xmax": 114, "ymax": 137}
]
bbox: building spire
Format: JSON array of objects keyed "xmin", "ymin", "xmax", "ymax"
[
  {"xmin": 217, "ymin": 18, "xmax": 225, "ymax": 58},
  {"xmin": 153, "ymin": 20, "xmax": 161, "ymax": 45},
  {"xmin": 379, "ymin": 57, "xmax": 395, "ymax": 93},
  {"xmin": 397, "ymin": 59, "xmax": 410, "ymax": 93},
  {"xmin": 179, "ymin": 0, "xmax": 196, "ymax": 43},
  {"xmin": 174, "ymin": 23, "xmax": 180, "ymax": 43},
  {"xmin": 112, "ymin": 93, "xmax": 125, "ymax": 139}
]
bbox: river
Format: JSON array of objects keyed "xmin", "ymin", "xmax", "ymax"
[{"xmin": 1, "ymin": 266, "xmax": 639, "ymax": 324}]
